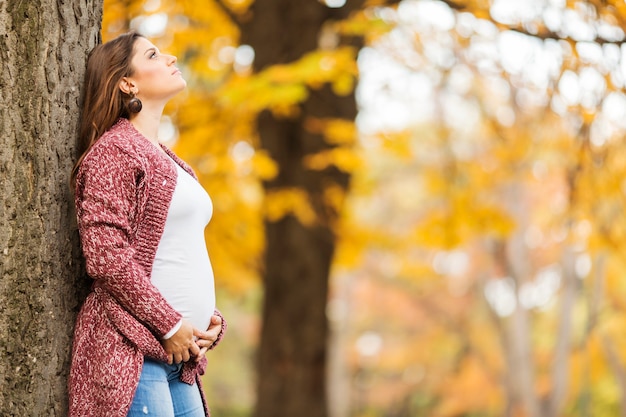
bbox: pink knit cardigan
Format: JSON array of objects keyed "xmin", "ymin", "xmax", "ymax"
[{"xmin": 69, "ymin": 118, "xmax": 226, "ymax": 417}]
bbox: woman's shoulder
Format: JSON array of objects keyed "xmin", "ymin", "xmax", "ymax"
[
  {"xmin": 93, "ymin": 119, "xmax": 146, "ymax": 156},
  {"xmin": 81, "ymin": 119, "xmax": 150, "ymax": 169},
  {"xmin": 76, "ymin": 123, "xmax": 142, "ymax": 186}
]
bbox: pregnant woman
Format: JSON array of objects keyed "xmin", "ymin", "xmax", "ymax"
[{"xmin": 68, "ymin": 31, "xmax": 226, "ymax": 417}]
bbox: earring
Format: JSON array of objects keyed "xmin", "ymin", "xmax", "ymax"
[{"xmin": 128, "ymin": 92, "xmax": 142, "ymax": 113}]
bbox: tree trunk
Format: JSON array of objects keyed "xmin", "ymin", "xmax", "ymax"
[
  {"xmin": 0, "ymin": 1, "xmax": 101, "ymax": 414},
  {"xmin": 500, "ymin": 184, "xmax": 540, "ymax": 417},
  {"xmin": 547, "ymin": 246, "xmax": 578, "ymax": 417},
  {"xmin": 238, "ymin": 1, "xmax": 363, "ymax": 416}
]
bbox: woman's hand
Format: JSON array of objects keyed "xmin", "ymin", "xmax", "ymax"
[
  {"xmin": 192, "ymin": 315, "xmax": 223, "ymax": 361},
  {"xmin": 162, "ymin": 320, "xmax": 200, "ymax": 364}
]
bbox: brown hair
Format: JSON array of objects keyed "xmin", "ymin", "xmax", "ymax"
[{"xmin": 70, "ymin": 31, "xmax": 144, "ymax": 187}]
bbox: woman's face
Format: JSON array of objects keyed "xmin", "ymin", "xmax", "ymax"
[{"xmin": 127, "ymin": 37, "xmax": 186, "ymax": 103}]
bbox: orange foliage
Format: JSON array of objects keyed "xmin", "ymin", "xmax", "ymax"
[{"xmin": 103, "ymin": 0, "xmax": 626, "ymax": 416}]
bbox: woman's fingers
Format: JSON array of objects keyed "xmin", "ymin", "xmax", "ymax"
[
  {"xmin": 189, "ymin": 339, "xmax": 200, "ymax": 356},
  {"xmin": 211, "ymin": 315, "xmax": 222, "ymax": 326},
  {"xmin": 162, "ymin": 320, "xmax": 202, "ymax": 363},
  {"xmin": 189, "ymin": 315, "xmax": 224, "ymax": 361},
  {"xmin": 195, "ymin": 347, "xmax": 208, "ymax": 362},
  {"xmin": 194, "ymin": 330, "xmax": 218, "ymax": 347}
]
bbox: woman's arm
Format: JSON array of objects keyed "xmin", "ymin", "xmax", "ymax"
[{"xmin": 76, "ymin": 144, "xmax": 181, "ymax": 338}]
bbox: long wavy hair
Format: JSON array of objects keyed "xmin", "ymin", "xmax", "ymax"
[{"xmin": 70, "ymin": 31, "xmax": 144, "ymax": 187}]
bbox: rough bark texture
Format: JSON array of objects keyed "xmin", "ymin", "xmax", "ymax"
[
  {"xmin": 238, "ymin": 1, "xmax": 364, "ymax": 416},
  {"xmin": 0, "ymin": 1, "xmax": 101, "ymax": 414}
]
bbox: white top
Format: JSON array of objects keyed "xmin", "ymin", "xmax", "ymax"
[{"xmin": 151, "ymin": 161, "xmax": 215, "ymax": 336}]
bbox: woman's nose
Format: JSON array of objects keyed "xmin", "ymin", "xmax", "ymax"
[{"xmin": 167, "ymin": 54, "xmax": 177, "ymax": 65}]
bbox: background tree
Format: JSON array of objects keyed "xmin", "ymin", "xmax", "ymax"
[
  {"xmin": 235, "ymin": 3, "xmax": 368, "ymax": 417},
  {"xmin": 0, "ymin": 1, "xmax": 101, "ymax": 415}
]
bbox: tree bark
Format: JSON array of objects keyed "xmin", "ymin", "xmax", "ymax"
[
  {"xmin": 237, "ymin": 1, "xmax": 364, "ymax": 416},
  {"xmin": 0, "ymin": 1, "xmax": 101, "ymax": 414}
]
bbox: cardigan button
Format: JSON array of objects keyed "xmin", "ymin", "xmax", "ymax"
[{"xmin": 163, "ymin": 179, "xmax": 167, "ymax": 186}]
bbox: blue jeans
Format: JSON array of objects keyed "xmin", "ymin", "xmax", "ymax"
[{"xmin": 127, "ymin": 358, "xmax": 205, "ymax": 417}]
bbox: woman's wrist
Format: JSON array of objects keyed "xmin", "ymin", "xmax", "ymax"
[{"xmin": 162, "ymin": 319, "xmax": 182, "ymax": 340}]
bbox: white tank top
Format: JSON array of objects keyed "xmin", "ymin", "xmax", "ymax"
[{"xmin": 151, "ymin": 161, "xmax": 215, "ymax": 333}]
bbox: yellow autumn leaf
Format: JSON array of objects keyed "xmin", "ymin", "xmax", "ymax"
[
  {"xmin": 251, "ymin": 150, "xmax": 279, "ymax": 180},
  {"xmin": 304, "ymin": 147, "xmax": 363, "ymax": 172},
  {"xmin": 264, "ymin": 188, "xmax": 316, "ymax": 226}
]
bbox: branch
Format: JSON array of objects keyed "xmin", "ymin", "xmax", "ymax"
[
  {"xmin": 507, "ymin": 25, "xmax": 626, "ymax": 46},
  {"xmin": 437, "ymin": 0, "xmax": 626, "ymax": 46}
]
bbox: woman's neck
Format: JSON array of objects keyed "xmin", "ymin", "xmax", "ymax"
[{"xmin": 129, "ymin": 109, "xmax": 164, "ymax": 147}]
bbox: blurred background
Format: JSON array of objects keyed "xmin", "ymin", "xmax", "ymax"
[{"xmin": 104, "ymin": 1, "xmax": 626, "ymax": 416}]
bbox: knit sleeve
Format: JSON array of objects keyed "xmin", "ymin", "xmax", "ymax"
[
  {"xmin": 209, "ymin": 309, "xmax": 227, "ymax": 350},
  {"xmin": 75, "ymin": 144, "xmax": 182, "ymax": 339}
]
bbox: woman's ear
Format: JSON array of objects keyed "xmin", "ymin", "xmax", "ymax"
[{"xmin": 119, "ymin": 77, "xmax": 135, "ymax": 95}]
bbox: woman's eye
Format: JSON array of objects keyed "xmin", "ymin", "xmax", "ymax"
[{"xmin": 150, "ymin": 52, "xmax": 158, "ymax": 59}]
